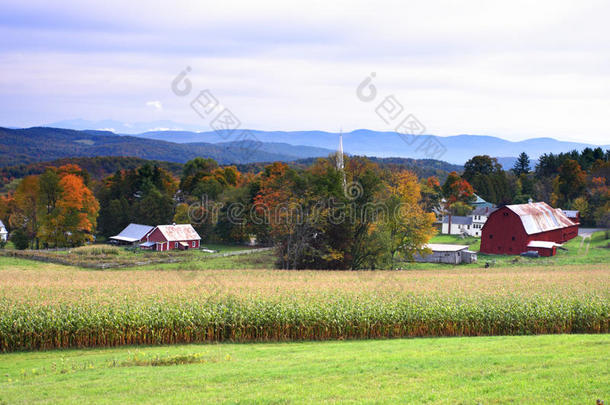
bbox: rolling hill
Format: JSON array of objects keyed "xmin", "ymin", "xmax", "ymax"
[{"xmin": 0, "ymin": 127, "xmax": 334, "ymax": 168}]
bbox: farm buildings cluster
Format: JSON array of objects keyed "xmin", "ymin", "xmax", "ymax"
[
  {"xmin": 108, "ymin": 200, "xmax": 579, "ymax": 261},
  {"xmin": 420, "ymin": 199, "xmax": 580, "ymax": 263},
  {"xmin": 110, "ymin": 223, "xmax": 201, "ymax": 251}
]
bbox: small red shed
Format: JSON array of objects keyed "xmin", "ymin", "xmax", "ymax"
[
  {"xmin": 141, "ymin": 224, "xmax": 201, "ymax": 251},
  {"xmin": 526, "ymin": 241, "xmax": 561, "ymax": 257},
  {"xmin": 480, "ymin": 202, "xmax": 578, "ymax": 255}
]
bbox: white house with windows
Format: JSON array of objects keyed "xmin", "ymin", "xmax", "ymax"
[
  {"xmin": 441, "ymin": 206, "xmax": 497, "ymax": 237},
  {"xmin": 0, "ymin": 220, "xmax": 7, "ymax": 242},
  {"xmin": 470, "ymin": 206, "xmax": 497, "ymax": 237},
  {"xmin": 441, "ymin": 216, "xmax": 473, "ymax": 235}
]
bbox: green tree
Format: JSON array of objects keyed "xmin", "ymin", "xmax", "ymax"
[
  {"xmin": 11, "ymin": 228, "xmax": 29, "ymax": 250},
  {"xmin": 552, "ymin": 159, "xmax": 586, "ymax": 206},
  {"xmin": 512, "ymin": 152, "xmax": 531, "ymax": 176}
]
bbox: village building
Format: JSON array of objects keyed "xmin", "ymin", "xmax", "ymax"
[
  {"xmin": 561, "ymin": 209, "xmax": 580, "ymax": 225},
  {"xmin": 141, "ymin": 223, "xmax": 201, "ymax": 251},
  {"xmin": 441, "ymin": 216, "xmax": 472, "ymax": 235},
  {"xmin": 109, "ymin": 224, "xmax": 154, "ymax": 245},
  {"xmin": 441, "ymin": 206, "xmax": 497, "ymax": 236},
  {"xmin": 480, "ymin": 201, "xmax": 578, "ymax": 256},
  {"xmin": 0, "ymin": 220, "xmax": 7, "ymax": 242},
  {"xmin": 471, "ymin": 194, "xmax": 494, "ymax": 210},
  {"xmin": 414, "ymin": 243, "xmax": 477, "ymax": 264},
  {"xmin": 470, "ymin": 206, "xmax": 497, "ymax": 237}
]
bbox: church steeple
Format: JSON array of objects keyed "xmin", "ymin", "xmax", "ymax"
[{"xmin": 337, "ymin": 129, "xmax": 346, "ymax": 188}]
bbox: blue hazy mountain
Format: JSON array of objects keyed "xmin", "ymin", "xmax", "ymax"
[
  {"xmin": 136, "ymin": 129, "xmax": 608, "ymax": 165},
  {"xmin": 37, "ymin": 120, "xmax": 610, "ymax": 165}
]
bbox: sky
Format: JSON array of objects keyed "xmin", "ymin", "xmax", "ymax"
[{"xmin": 0, "ymin": 0, "xmax": 609, "ymax": 144}]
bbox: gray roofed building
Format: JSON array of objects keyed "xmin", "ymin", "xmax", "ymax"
[
  {"xmin": 471, "ymin": 206, "xmax": 497, "ymax": 217},
  {"xmin": 110, "ymin": 223, "xmax": 154, "ymax": 244},
  {"xmin": 442, "ymin": 216, "xmax": 472, "ymax": 225},
  {"xmin": 414, "ymin": 243, "xmax": 477, "ymax": 264}
]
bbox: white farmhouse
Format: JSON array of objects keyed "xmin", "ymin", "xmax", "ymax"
[
  {"xmin": 441, "ymin": 206, "xmax": 497, "ymax": 237},
  {"xmin": 441, "ymin": 216, "xmax": 473, "ymax": 235},
  {"xmin": 469, "ymin": 206, "xmax": 497, "ymax": 237},
  {"xmin": 0, "ymin": 220, "xmax": 7, "ymax": 242}
]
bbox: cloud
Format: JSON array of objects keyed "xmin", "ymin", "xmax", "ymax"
[
  {"xmin": 146, "ymin": 100, "xmax": 163, "ymax": 111},
  {"xmin": 0, "ymin": 0, "xmax": 609, "ymax": 144}
]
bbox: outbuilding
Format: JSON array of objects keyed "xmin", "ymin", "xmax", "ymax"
[
  {"xmin": 526, "ymin": 240, "xmax": 562, "ymax": 257},
  {"xmin": 414, "ymin": 243, "xmax": 477, "ymax": 264},
  {"xmin": 481, "ymin": 201, "xmax": 578, "ymax": 255},
  {"xmin": 109, "ymin": 223, "xmax": 154, "ymax": 245},
  {"xmin": 142, "ymin": 223, "xmax": 201, "ymax": 251}
]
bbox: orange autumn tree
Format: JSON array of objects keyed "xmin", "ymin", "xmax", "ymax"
[
  {"xmin": 252, "ymin": 162, "xmax": 296, "ymax": 239},
  {"xmin": 38, "ymin": 171, "xmax": 99, "ymax": 247}
]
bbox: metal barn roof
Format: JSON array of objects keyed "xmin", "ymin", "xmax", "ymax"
[
  {"xmin": 110, "ymin": 223, "xmax": 154, "ymax": 243},
  {"xmin": 156, "ymin": 224, "xmax": 201, "ymax": 241},
  {"xmin": 505, "ymin": 202, "xmax": 576, "ymax": 235},
  {"xmin": 527, "ymin": 240, "xmax": 562, "ymax": 249},
  {"xmin": 425, "ymin": 244, "xmax": 470, "ymax": 252},
  {"xmin": 0, "ymin": 220, "xmax": 6, "ymax": 232}
]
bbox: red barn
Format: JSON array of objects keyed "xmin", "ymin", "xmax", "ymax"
[
  {"xmin": 480, "ymin": 202, "xmax": 578, "ymax": 256},
  {"xmin": 140, "ymin": 224, "xmax": 201, "ymax": 251}
]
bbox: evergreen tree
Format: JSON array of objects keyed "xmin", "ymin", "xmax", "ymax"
[{"xmin": 512, "ymin": 152, "xmax": 531, "ymax": 176}]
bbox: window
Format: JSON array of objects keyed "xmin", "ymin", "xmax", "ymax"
[
  {"xmin": 175, "ymin": 242, "xmax": 178, "ymax": 248},
  {"xmin": 192, "ymin": 241, "xmax": 196, "ymax": 248}
]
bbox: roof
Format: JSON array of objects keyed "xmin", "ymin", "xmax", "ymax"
[
  {"xmin": 442, "ymin": 216, "xmax": 472, "ymax": 225},
  {"xmin": 470, "ymin": 194, "xmax": 492, "ymax": 205},
  {"xmin": 527, "ymin": 240, "xmax": 562, "ymax": 249},
  {"xmin": 561, "ymin": 209, "xmax": 579, "ymax": 217},
  {"xmin": 139, "ymin": 241, "xmax": 156, "ymax": 247},
  {"xmin": 471, "ymin": 206, "xmax": 497, "ymax": 217},
  {"xmin": 110, "ymin": 223, "xmax": 154, "ymax": 243},
  {"xmin": 0, "ymin": 220, "xmax": 6, "ymax": 232},
  {"xmin": 425, "ymin": 243, "xmax": 470, "ymax": 252},
  {"xmin": 504, "ymin": 202, "xmax": 576, "ymax": 235},
  {"xmin": 155, "ymin": 224, "xmax": 201, "ymax": 241},
  {"xmin": 472, "ymin": 194, "xmax": 487, "ymax": 204}
]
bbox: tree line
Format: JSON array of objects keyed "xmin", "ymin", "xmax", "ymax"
[{"xmin": 1, "ymin": 148, "xmax": 608, "ymax": 265}]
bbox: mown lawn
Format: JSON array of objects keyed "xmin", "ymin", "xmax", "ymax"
[{"xmin": 0, "ymin": 334, "xmax": 607, "ymax": 404}]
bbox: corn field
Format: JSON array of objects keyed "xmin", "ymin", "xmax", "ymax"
[
  {"xmin": 1, "ymin": 293, "xmax": 608, "ymax": 352},
  {"xmin": 1, "ymin": 261, "xmax": 608, "ymax": 352}
]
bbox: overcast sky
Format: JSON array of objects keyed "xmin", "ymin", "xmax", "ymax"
[{"xmin": 1, "ymin": 0, "xmax": 609, "ymax": 143}]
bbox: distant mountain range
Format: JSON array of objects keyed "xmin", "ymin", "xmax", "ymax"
[
  {"xmin": 5, "ymin": 123, "xmax": 609, "ymax": 168},
  {"xmin": 0, "ymin": 127, "xmax": 335, "ymax": 168}
]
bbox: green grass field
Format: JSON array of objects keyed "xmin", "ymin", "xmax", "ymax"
[{"xmin": 0, "ymin": 335, "xmax": 607, "ymax": 404}]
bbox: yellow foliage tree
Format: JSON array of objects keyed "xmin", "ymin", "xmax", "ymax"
[{"xmin": 382, "ymin": 170, "xmax": 436, "ymax": 267}]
